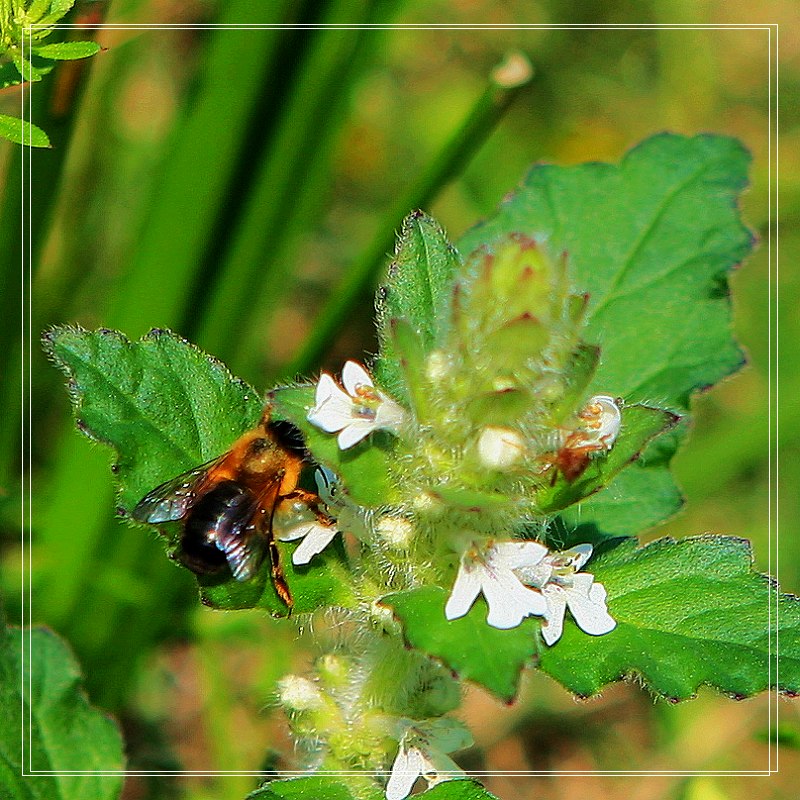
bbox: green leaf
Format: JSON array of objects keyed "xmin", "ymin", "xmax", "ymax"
[
  {"xmin": 0, "ymin": 114, "xmax": 51, "ymax": 148},
  {"xmin": 387, "ymin": 318, "xmax": 428, "ymax": 418},
  {"xmin": 11, "ymin": 52, "xmax": 51, "ymax": 82},
  {"xmin": 536, "ymin": 403, "xmax": 680, "ymax": 513},
  {"xmin": 558, "ymin": 463, "xmax": 684, "ymax": 539},
  {"xmin": 199, "ymin": 537, "xmax": 354, "ymax": 614},
  {"xmin": 420, "ymin": 781, "xmax": 501, "ymax": 799},
  {"xmin": 44, "ymin": 326, "xmax": 263, "ymax": 513},
  {"xmin": 375, "ymin": 211, "xmax": 462, "ymax": 401},
  {"xmin": 43, "ymin": 327, "xmax": 350, "ymax": 614},
  {"xmin": 270, "ymin": 384, "xmax": 398, "ymax": 507},
  {"xmin": 0, "ymin": 62, "xmax": 24, "ymax": 89},
  {"xmin": 31, "ymin": 41, "xmax": 101, "ymax": 60},
  {"xmin": 459, "ymin": 134, "xmax": 754, "ymax": 532},
  {"xmin": 248, "ymin": 775, "xmax": 382, "ymax": 800},
  {"xmin": 0, "ymin": 620, "xmax": 124, "ymax": 799},
  {"xmin": 382, "ymin": 586, "xmax": 538, "ymax": 702},
  {"xmin": 538, "ymin": 536, "xmax": 800, "ymax": 700}
]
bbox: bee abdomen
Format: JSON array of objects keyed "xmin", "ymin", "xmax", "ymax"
[{"xmin": 181, "ymin": 481, "xmax": 254, "ymax": 574}]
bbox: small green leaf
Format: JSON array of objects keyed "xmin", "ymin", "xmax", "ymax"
[
  {"xmin": 248, "ymin": 775, "xmax": 382, "ymax": 800},
  {"xmin": 382, "ymin": 586, "xmax": 538, "ymax": 702},
  {"xmin": 375, "ymin": 211, "xmax": 462, "ymax": 400},
  {"xmin": 0, "ymin": 619, "xmax": 124, "ymax": 799},
  {"xmin": 270, "ymin": 384, "xmax": 398, "ymax": 507},
  {"xmin": 31, "ymin": 41, "xmax": 101, "ymax": 60},
  {"xmin": 464, "ymin": 386, "xmax": 533, "ymax": 426},
  {"xmin": 538, "ymin": 536, "xmax": 800, "ymax": 699},
  {"xmin": 547, "ymin": 343, "xmax": 600, "ymax": 425},
  {"xmin": 0, "ymin": 114, "xmax": 51, "ymax": 147},
  {"xmin": 44, "ymin": 327, "xmax": 350, "ymax": 614},
  {"xmin": 536, "ymin": 403, "xmax": 680, "ymax": 513},
  {"xmin": 11, "ymin": 52, "xmax": 51, "ymax": 82}
]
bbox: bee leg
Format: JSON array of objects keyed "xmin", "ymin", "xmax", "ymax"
[
  {"xmin": 282, "ymin": 488, "xmax": 336, "ymax": 527},
  {"xmin": 268, "ymin": 535, "xmax": 293, "ymax": 609}
]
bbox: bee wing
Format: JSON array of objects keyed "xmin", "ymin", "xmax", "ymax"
[
  {"xmin": 132, "ymin": 459, "xmax": 219, "ymax": 524},
  {"xmin": 215, "ymin": 520, "xmax": 264, "ymax": 582},
  {"xmin": 214, "ymin": 474, "xmax": 283, "ymax": 583}
]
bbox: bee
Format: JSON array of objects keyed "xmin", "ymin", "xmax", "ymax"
[{"xmin": 132, "ymin": 407, "xmax": 333, "ymax": 607}]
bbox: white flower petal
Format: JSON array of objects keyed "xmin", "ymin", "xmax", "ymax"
[
  {"xmin": 541, "ymin": 585, "xmax": 568, "ymax": 645},
  {"xmin": 375, "ymin": 394, "xmax": 408, "ymax": 432},
  {"xmin": 492, "ymin": 540, "xmax": 549, "ymax": 570},
  {"xmin": 567, "ymin": 580, "xmax": 616, "ymax": 636},
  {"xmin": 444, "ymin": 562, "xmax": 483, "ymax": 621},
  {"xmin": 342, "ymin": 360, "xmax": 374, "ymax": 396},
  {"xmin": 483, "ymin": 573, "xmax": 547, "ymax": 629},
  {"xmin": 581, "ymin": 394, "xmax": 621, "ymax": 447},
  {"xmin": 337, "ymin": 419, "xmax": 376, "ymax": 449},
  {"xmin": 386, "ymin": 745, "xmax": 425, "ymax": 800},
  {"xmin": 290, "ymin": 524, "xmax": 338, "ymax": 565},
  {"xmin": 278, "ymin": 522, "xmax": 314, "ymax": 543},
  {"xmin": 307, "ymin": 374, "xmax": 355, "ymax": 432}
]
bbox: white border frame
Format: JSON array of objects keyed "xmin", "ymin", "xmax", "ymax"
[{"xmin": 19, "ymin": 20, "xmax": 781, "ymax": 783}]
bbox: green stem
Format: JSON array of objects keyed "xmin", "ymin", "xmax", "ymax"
[{"xmin": 284, "ymin": 52, "xmax": 533, "ymax": 378}]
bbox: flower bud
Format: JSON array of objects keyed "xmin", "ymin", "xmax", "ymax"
[
  {"xmin": 374, "ymin": 515, "xmax": 415, "ymax": 549},
  {"xmin": 477, "ymin": 426, "xmax": 526, "ymax": 470},
  {"xmin": 277, "ymin": 675, "xmax": 324, "ymax": 712}
]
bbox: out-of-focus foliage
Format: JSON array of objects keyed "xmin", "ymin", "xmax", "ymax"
[
  {"xmin": 0, "ymin": 615, "xmax": 124, "ymax": 798},
  {"xmin": 1, "ymin": 0, "xmax": 795, "ymax": 798},
  {"xmin": 0, "ymin": 0, "xmax": 101, "ymax": 145}
]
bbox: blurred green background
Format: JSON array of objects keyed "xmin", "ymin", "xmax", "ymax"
[{"xmin": 1, "ymin": 1, "xmax": 796, "ymax": 798}]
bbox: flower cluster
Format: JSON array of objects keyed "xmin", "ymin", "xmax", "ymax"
[
  {"xmin": 446, "ymin": 539, "xmax": 615, "ymax": 644},
  {"xmin": 304, "ymin": 363, "xmax": 617, "ymax": 647}
]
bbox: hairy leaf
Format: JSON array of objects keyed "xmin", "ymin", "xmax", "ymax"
[
  {"xmin": 382, "ymin": 586, "xmax": 538, "ymax": 702},
  {"xmin": 248, "ymin": 775, "xmax": 382, "ymax": 800},
  {"xmin": 459, "ymin": 133, "xmax": 754, "ymax": 533},
  {"xmin": 375, "ymin": 211, "xmax": 462, "ymax": 401},
  {"xmin": 0, "ymin": 620, "xmax": 124, "ymax": 799},
  {"xmin": 539, "ymin": 536, "xmax": 800, "ymax": 699},
  {"xmin": 420, "ymin": 781, "xmax": 501, "ymax": 799},
  {"xmin": 44, "ymin": 327, "xmax": 350, "ymax": 614}
]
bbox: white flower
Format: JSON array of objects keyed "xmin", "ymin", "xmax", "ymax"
[
  {"xmin": 576, "ymin": 394, "xmax": 621, "ymax": 449},
  {"xmin": 445, "ymin": 540, "xmax": 549, "ymax": 629},
  {"xmin": 385, "ymin": 720, "xmax": 471, "ymax": 800},
  {"xmin": 477, "ymin": 426, "xmax": 526, "ymax": 470},
  {"xmin": 278, "ymin": 468, "xmax": 339, "ymax": 565},
  {"xmin": 307, "ymin": 360, "xmax": 408, "ymax": 449},
  {"xmin": 516, "ymin": 543, "xmax": 616, "ymax": 645},
  {"xmin": 279, "ymin": 521, "xmax": 338, "ymax": 565}
]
